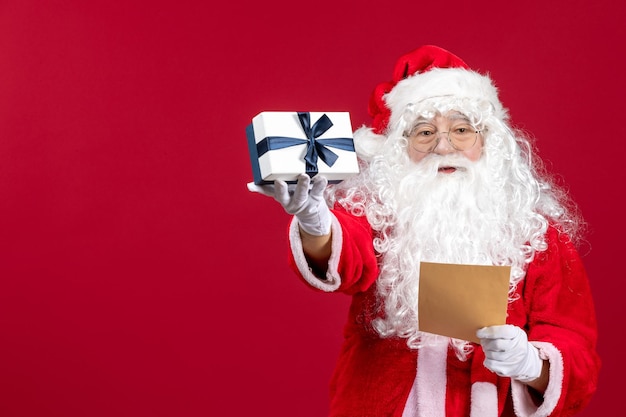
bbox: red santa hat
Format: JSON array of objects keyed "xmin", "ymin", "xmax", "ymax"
[{"xmin": 368, "ymin": 45, "xmax": 505, "ymax": 134}]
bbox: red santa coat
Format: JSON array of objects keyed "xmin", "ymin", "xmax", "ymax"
[{"xmin": 288, "ymin": 208, "xmax": 600, "ymax": 417}]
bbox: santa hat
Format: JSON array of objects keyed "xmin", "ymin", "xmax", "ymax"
[{"xmin": 368, "ymin": 45, "xmax": 505, "ymax": 134}]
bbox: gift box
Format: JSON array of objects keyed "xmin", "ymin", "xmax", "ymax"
[{"xmin": 246, "ymin": 111, "xmax": 359, "ymax": 185}]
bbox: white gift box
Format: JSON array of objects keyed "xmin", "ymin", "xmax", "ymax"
[{"xmin": 246, "ymin": 111, "xmax": 359, "ymax": 184}]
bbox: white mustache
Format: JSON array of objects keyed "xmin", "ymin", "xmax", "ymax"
[{"xmin": 417, "ymin": 154, "xmax": 474, "ymax": 173}]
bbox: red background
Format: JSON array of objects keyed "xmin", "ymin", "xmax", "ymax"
[{"xmin": 0, "ymin": 1, "xmax": 623, "ymax": 416}]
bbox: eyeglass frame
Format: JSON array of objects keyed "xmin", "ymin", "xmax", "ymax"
[{"xmin": 404, "ymin": 122, "xmax": 484, "ymax": 153}]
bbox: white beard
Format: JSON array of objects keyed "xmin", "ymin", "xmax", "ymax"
[{"xmin": 368, "ymin": 152, "xmax": 529, "ymax": 355}]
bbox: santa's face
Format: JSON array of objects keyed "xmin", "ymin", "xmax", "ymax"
[{"xmin": 406, "ymin": 113, "xmax": 484, "ymax": 167}]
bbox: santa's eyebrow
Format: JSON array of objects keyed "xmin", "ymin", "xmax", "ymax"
[
  {"xmin": 410, "ymin": 115, "xmax": 472, "ymax": 128},
  {"xmin": 447, "ymin": 112, "xmax": 471, "ymax": 121},
  {"xmin": 411, "ymin": 116, "xmax": 434, "ymax": 125}
]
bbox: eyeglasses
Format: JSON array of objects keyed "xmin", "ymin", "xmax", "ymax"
[{"xmin": 406, "ymin": 123, "xmax": 482, "ymax": 153}]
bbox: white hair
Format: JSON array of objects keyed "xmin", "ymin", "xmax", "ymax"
[{"xmin": 327, "ymin": 96, "xmax": 583, "ymax": 358}]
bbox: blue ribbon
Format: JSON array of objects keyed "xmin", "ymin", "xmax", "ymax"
[{"xmin": 256, "ymin": 112, "xmax": 354, "ymax": 177}]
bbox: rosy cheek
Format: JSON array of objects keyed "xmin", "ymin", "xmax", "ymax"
[
  {"xmin": 409, "ymin": 148, "xmax": 428, "ymax": 163},
  {"xmin": 465, "ymin": 151, "xmax": 480, "ymax": 162},
  {"xmin": 464, "ymin": 142, "xmax": 484, "ymax": 162}
]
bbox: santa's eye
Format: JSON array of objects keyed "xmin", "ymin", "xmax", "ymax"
[
  {"xmin": 450, "ymin": 124, "xmax": 476, "ymax": 138},
  {"xmin": 411, "ymin": 125, "xmax": 437, "ymax": 138}
]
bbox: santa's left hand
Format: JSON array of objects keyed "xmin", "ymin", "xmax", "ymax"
[{"xmin": 477, "ymin": 324, "xmax": 543, "ymax": 383}]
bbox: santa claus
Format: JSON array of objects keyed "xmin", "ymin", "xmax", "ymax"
[{"xmin": 249, "ymin": 45, "xmax": 599, "ymax": 417}]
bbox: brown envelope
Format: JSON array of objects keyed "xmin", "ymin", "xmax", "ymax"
[{"xmin": 418, "ymin": 262, "xmax": 510, "ymax": 343}]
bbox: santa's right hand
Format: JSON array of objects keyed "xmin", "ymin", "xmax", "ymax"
[{"xmin": 247, "ymin": 174, "xmax": 331, "ymax": 236}]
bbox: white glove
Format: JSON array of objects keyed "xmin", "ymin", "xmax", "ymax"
[
  {"xmin": 477, "ymin": 324, "xmax": 543, "ymax": 383},
  {"xmin": 247, "ymin": 174, "xmax": 332, "ymax": 236}
]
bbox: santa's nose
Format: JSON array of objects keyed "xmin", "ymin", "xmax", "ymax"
[{"xmin": 432, "ymin": 134, "xmax": 455, "ymax": 154}]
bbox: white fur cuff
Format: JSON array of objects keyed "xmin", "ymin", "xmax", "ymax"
[
  {"xmin": 511, "ymin": 341, "xmax": 563, "ymax": 417},
  {"xmin": 289, "ymin": 214, "xmax": 343, "ymax": 292}
]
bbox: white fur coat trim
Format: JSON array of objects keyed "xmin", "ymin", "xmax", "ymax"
[
  {"xmin": 471, "ymin": 381, "xmax": 499, "ymax": 417},
  {"xmin": 402, "ymin": 343, "xmax": 448, "ymax": 417}
]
